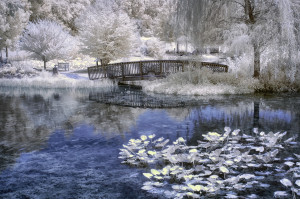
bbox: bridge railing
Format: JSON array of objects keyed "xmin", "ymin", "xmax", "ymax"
[{"xmin": 87, "ymin": 60, "xmax": 228, "ymax": 80}]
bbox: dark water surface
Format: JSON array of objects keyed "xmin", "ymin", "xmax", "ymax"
[{"xmin": 0, "ymin": 86, "xmax": 299, "ymax": 198}]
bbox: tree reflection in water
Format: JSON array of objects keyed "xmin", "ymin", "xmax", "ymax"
[{"xmin": 0, "ymin": 87, "xmax": 299, "ymax": 198}]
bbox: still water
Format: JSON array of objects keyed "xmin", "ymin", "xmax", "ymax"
[{"xmin": 0, "ymin": 86, "xmax": 299, "ymax": 198}]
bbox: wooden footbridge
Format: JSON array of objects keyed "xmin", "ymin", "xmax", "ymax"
[{"xmin": 87, "ymin": 60, "xmax": 228, "ymax": 81}]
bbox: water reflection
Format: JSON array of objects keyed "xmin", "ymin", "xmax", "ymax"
[{"xmin": 0, "ymin": 87, "xmax": 299, "ymax": 198}]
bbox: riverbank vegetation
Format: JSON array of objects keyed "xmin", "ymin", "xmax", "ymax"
[{"xmin": 0, "ymin": 0, "xmax": 299, "ymax": 94}]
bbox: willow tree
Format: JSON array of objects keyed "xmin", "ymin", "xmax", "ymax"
[{"xmin": 177, "ymin": 0, "xmax": 300, "ymax": 79}]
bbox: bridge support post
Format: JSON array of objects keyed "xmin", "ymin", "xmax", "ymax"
[
  {"xmin": 139, "ymin": 62, "xmax": 143, "ymax": 80},
  {"xmin": 160, "ymin": 62, "xmax": 163, "ymax": 76},
  {"xmin": 121, "ymin": 63, "xmax": 125, "ymax": 81}
]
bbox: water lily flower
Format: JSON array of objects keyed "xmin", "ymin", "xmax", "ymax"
[
  {"xmin": 255, "ymin": 146, "xmax": 264, "ymax": 152},
  {"xmin": 234, "ymin": 156, "xmax": 242, "ymax": 162},
  {"xmin": 184, "ymin": 175, "xmax": 194, "ymax": 180},
  {"xmin": 129, "ymin": 139, "xmax": 136, "ymax": 143},
  {"xmin": 188, "ymin": 184, "xmax": 203, "ymax": 192},
  {"xmin": 148, "ymin": 134, "xmax": 155, "ymax": 139},
  {"xmin": 232, "ymin": 129, "xmax": 240, "ymax": 136},
  {"xmin": 209, "ymin": 175, "xmax": 219, "ymax": 179},
  {"xmin": 189, "ymin": 149, "xmax": 197, "ymax": 153},
  {"xmin": 138, "ymin": 149, "xmax": 146, "ymax": 154},
  {"xmin": 141, "ymin": 135, "xmax": 147, "ymax": 141},
  {"xmin": 161, "ymin": 167, "xmax": 169, "ymax": 175},
  {"xmin": 224, "ymin": 127, "xmax": 231, "ymax": 133},
  {"xmin": 280, "ymin": 178, "xmax": 292, "ymax": 187},
  {"xmin": 225, "ymin": 160, "xmax": 234, "ymax": 165},
  {"xmin": 274, "ymin": 191, "xmax": 288, "ymax": 198},
  {"xmin": 141, "ymin": 185, "xmax": 153, "ymax": 191},
  {"xmin": 203, "ymin": 132, "xmax": 222, "ymax": 142},
  {"xmin": 220, "ymin": 166, "xmax": 229, "ymax": 173},
  {"xmin": 260, "ymin": 132, "xmax": 265, "ymax": 136},
  {"xmin": 253, "ymin": 128, "xmax": 258, "ymax": 134},
  {"xmin": 154, "ymin": 176, "xmax": 163, "ymax": 180},
  {"xmin": 151, "ymin": 169, "xmax": 160, "ymax": 175},
  {"xmin": 240, "ymin": 174, "xmax": 255, "ymax": 180},
  {"xmin": 178, "ymin": 137, "xmax": 186, "ymax": 143},
  {"xmin": 143, "ymin": 173, "xmax": 153, "ymax": 179},
  {"xmin": 284, "ymin": 161, "xmax": 294, "ymax": 167},
  {"xmin": 148, "ymin": 150, "xmax": 156, "ymax": 156}
]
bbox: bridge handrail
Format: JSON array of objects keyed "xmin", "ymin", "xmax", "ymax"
[{"xmin": 87, "ymin": 60, "xmax": 228, "ymax": 80}]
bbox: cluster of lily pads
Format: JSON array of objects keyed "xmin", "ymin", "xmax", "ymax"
[{"xmin": 119, "ymin": 127, "xmax": 299, "ymax": 198}]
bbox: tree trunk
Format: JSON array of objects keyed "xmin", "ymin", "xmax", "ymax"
[
  {"xmin": 253, "ymin": 44, "xmax": 260, "ymax": 78},
  {"xmin": 253, "ymin": 101, "xmax": 260, "ymax": 128},
  {"xmin": 244, "ymin": 0, "xmax": 255, "ymax": 23},
  {"xmin": 44, "ymin": 60, "xmax": 47, "ymax": 70},
  {"xmin": 5, "ymin": 46, "xmax": 8, "ymax": 59}
]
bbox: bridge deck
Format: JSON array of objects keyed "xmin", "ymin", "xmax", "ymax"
[{"xmin": 87, "ymin": 60, "xmax": 228, "ymax": 81}]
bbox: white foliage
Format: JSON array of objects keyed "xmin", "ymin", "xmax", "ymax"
[
  {"xmin": 142, "ymin": 68, "xmax": 259, "ymax": 96},
  {"xmin": 144, "ymin": 38, "xmax": 166, "ymax": 59},
  {"xmin": 20, "ymin": 20, "xmax": 78, "ymax": 69},
  {"xmin": 117, "ymin": 0, "xmax": 177, "ymax": 40},
  {"xmin": 28, "ymin": 0, "xmax": 92, "ymax": 32},
  {"xmin": 76, "ymin": 0, "xmax": 138, "ymax": 64},
  {"xmin": 0, "ymin": 0, "xmax": 30, "ymax": 50}
]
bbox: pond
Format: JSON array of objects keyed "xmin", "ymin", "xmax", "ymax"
[{"xmin": 0, "ymin": 86, "xmax": 299, "ymax": 199}]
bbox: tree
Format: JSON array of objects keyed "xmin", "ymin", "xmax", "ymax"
[
  {"xmin": 20, "ymin": 20, "xmax": 78, "ymax": 70},
  {"xmin": 117, "ymin": 0, "xmax": 177, "ymax": 41},
  {"xmin": 28, "ymin": 0, "xmax": 92, "ymax": 33},
  {"xmin": 177, "ymin": 0, "xmax": 300, "ymax": 78},
  {"xmin": 0, "ymin": 0, "xmax": 30, "ymax": 59},
  {"xmin": 76, "ymin": 0, "xmax": 138, "ymax": 65}
]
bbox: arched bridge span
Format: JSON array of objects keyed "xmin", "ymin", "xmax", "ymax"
[{"xmin": 87, "ymin": 60, "xmax": 228, "ymax": 81}]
